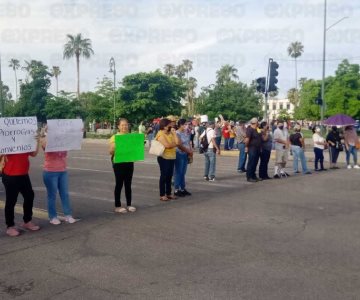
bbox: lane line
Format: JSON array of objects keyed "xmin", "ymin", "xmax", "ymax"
[{"xmin": 0, "ymin": 200, "xmax": 49, "ymax": 220}]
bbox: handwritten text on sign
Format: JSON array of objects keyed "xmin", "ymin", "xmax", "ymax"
[
  {"xmin": 0, "ymin": 117, "xmax": 38, "ymax": 154},
  {"xmin": 46, "ymin": 119, "xmax": 83, "ymax": 152}
]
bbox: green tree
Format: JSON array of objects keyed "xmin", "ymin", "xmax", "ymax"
[
  {"xmin": 63, "ymin": 33, "xmax": 94, "ymax": 99},
  {"xmin": 44, "ymin": 95, "xmax": 84, "ymax": 119},
  {"xmin": 287, "ymin": 41, "xmax": 304, "ymax": 90},
  {"xmin": 287, "ymin": 88, "xmax": 299, "ymax": 107},
  {"xmin": 8, "ymin": 58, "xmax": 20, "ymax": 100},
  {"xmin": 216, "ymin": 64, "xmax": 239, "ymax": 85},
  {"xmin": 51, "ymin": 66, "xmax": 61, "ymax": 96},
  {"xmin": 119, "ymin": 71, "xmax": 185, "ymax": 123},
  {"xmin": 175, "ymin": 64, "xmax": 186, "ymax": 79},
  {"xmin": 163, "ymin": 64, "xmax": 176, "ymax": 76}
]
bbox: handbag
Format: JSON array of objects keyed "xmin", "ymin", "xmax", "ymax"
[
  {"xmin": 149, "ymin": 140, "xmax": 165, "ymax": 156},
  {"xmin": 356, "ymin": 141, "xmax": 360, "ymax": 150},
  {"xmin": 335, "ymin": 141, "xmax": 343, "ymax": 152}
]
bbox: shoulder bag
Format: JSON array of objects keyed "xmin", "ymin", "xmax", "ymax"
[{"xmin": 149, "ymin": 140, "xmax": 165, "ymax": 156}]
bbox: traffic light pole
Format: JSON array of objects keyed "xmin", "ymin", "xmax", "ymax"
[{"xmin": 263, "ymin": 58, "xmax": 272, "ymax": 122}]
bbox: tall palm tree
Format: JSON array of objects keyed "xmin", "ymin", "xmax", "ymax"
[
  {"xmin": 8, "ymin": 59, "xmax": 20, "ymax": 100},
  {"xmin": 51, "ymin": 66, "xmax": 61, "ymax": 96},
  {"xmin": 163, "ymin": 64, "xmax": 176, "ymax": 76},
  {"xmin": 216, "ymin": 64, "xmax": 238, "ymax": 85},
  {"xmin": 175, "ymin": 64, "xmax": 186, "ymax": 79},
  {"xmin": 182, "ymin": 59, "xmax": 193, "ymax": 80},
  {"xmin": 287, "ymin": 41, "xmax": 304, "ymax": 89},
  {"xmin": 187, "ymin": 77, "xmax": 197, "ymax": 116},
  {"xmin": 63, "ymin": 33, "xmax": 94, "ymax": 98}
]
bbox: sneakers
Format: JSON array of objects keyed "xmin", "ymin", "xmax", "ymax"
[
  {"xmin": 181, "ymin": 189, "xmax": 192, "ymax": 196},
  {"xmin": 204, "ymin": 176, "xmax": 209, "ymax": 181},
  {"xmin": 354, "ymin": 165, "xmax": 360, "ymax": 169},
  {"xmin": 209, "ymin": 177, "xmax": 216, "ymax": 181},
  {"xmin": 50, "ymin": 218, "xmax": 61, "ymax": 225},
  {"xmin": 273, "ymin": 174, "xmax": 280, "ymax": 179},
  {"xmin": 127, "ymin": 206, "xmax": 136, "ymax": 212},
  {"xmin": 6, "ymin": 227, "xmax": 20, "ymax": 237},
  {"xmin": 64, "ymin": 216, "xmax": 76, "ymax": 224},
  {"xmin": 347, "ymin": 165, "xmax": 352, "ymax": 169},
  {"xmin": 115, "ymin": 207, "xmax": 127, "ymax": 213},
  {"xmin": 22, "ymin": 221, "xmax": 40, "ymax": 231},
  {"xmin": 174, "ymin": 190, "xmax": 185, "ymax": 197}
]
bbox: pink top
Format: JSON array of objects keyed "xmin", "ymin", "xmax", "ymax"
[
  {"xmin": 43, "ymin": 151, "xmax": 67, "ymax": 172},
  {"xmin": 344, "ymin": 128, "xmax": 358, "ymax": 146}
]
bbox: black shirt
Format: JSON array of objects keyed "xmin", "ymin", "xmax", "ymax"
[
  {"xmin": 246, "ymin": 127, "xmax": 262, "ymax": 151},
  {"xmin": 326, "ymin": 131, "xmax": 341, "ymax": 144},
  {"xmin": 290, "ymin": 132, "xmax": 303, "ymax": 147}
]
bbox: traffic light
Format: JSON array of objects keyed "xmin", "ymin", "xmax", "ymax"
[
  {"xmin": 268, "ymin": 61, "xmax": 279, "ymax": 92},
  {"xmin": 256, "ymin": 77, "xmax": 266, "ymax": 93}
]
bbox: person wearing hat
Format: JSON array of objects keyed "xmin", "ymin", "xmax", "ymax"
[
  {"xmin": 200, "ymin": 121, "xmax": 221, "ymax": 181},
  {"xmin": 273, "ymin": 120, "xmax": 290, "ymax": 178},
  {"xmin": 244, "ymin": 117, "xmax": 262, "ymax": 182},
  {"xmin": 289, "ymin": 124, "xmax": 312, "ymax": 175}
]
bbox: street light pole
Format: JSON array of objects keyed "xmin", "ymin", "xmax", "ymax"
[
  {"xmin": 320, "ymin": 0, "xmax": 327, "ymax": 125},
  {"xmin": 109, "ymin": 57, "xmax": 116, "ymax": 132}
]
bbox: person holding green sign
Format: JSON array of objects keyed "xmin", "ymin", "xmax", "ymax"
[{"xmin": 109, "ymin": 118, "xmax": 137, "ymax": 213}]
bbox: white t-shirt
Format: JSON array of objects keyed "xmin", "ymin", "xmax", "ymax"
[
  {"xmin": 273, "ymin": 128, "xmax": 288, "ymax": 151},
  {"xmin": 313, "ymin": 133, "xmax": 325, "ymax": 149},
  {"xmin": 200, "ymin": 128, "xmax": 216, "ymax": 149}
]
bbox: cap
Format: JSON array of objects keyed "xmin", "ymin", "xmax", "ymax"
[{"xmin": 250, "ymin": 117, "xmax": 258, "ymax": 124}]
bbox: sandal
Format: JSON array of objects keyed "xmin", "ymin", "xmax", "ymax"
[
  {"xmin": 166, "ymin": 195, "xmax": 177, "ymax": 200},
  {"xmin": 160, "ymin": 196, "xmax": 170, "ymax": 201}
]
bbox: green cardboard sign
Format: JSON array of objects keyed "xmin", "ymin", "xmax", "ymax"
[{"xmin": 114, "ymin": 133, "xmax": 145, "ymax": 163}]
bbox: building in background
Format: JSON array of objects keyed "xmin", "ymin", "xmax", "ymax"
[{"xmin": 264, "ymin": 98, "xmax": 295, "ymax": 120}]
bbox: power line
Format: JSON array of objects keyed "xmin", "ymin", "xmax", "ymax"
[{"xmin": 273, "ymin": 56, "xmax": 360, "ymax": 62}]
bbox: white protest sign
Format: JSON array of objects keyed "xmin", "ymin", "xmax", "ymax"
[
  {"xmin": 45, "ymin": 119, "xmax": 83, "ymax": 152},
  {"xmin": 0, "ymin": 117, "xmax": 38, "ymax": 155}
]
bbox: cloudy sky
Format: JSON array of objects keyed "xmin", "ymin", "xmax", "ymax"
[{"xmin": 1, "ymin": 0, "xmax": 359, "ymax": 98}]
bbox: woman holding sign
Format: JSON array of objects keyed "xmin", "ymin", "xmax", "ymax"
[
  {"xmin": 156, "ymin": 118, "xmax": 179, "ymax": 201},
  {"xmin": 40, "ymin": 131, "xmax": 76, "ymax": 225},
  {"xmin": 2, "ymin": 138, "xmax": 41, "ymax": 237},
  {"xmin": 109, "ymin": 118, "xmax": 136, "ymax": 213}
]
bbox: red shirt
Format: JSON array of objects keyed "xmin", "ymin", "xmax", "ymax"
[
  {"xmin": 3, "ymin": 153, "xmax": 31, "ymax": 176},
  {"xmin": 222, "ymin": 127, "xmax": 230, "ymax": 139}
]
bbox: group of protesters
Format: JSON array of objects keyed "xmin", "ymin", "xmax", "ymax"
[{"xmin": 1, "ymin": 115, "xmax": 359, "ymax": 237}]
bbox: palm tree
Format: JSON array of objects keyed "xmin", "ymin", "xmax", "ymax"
[
  {"xmin": 51, "ymin": 66, "xmax": 61, "ymax": 96},
  {"xmin": 216, "ymin": 64, "xmax": 238, "ymax": 85},
  {"xmin": 22, "ymin": 60, "xmax": 50, "ymax": 79},
  {"xmin": 182, "ymin": 59, "xmax": 193, "ymax": 80},
  {"xmin": 175, "ymin": 64, "xmax": 186, "ymax": 79},
  {"xmin": 63, "ymin": 33, "xmax": 94, "ymax": 98},
  {"xmin": 163, "ymin": 64, "xmax": 176, "ymax": 76},
  {"xmin": 187, "ymin": 77, "xmax": 197, "ymax": 116},
  {"xmin": 287, "ymin": 41, "xmax": 304, "ymax": 89},
  {"xmin": 8, "ymin": 59, "xmax": 20, "ymax": 100}
]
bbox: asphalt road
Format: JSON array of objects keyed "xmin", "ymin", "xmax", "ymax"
[{"xmin": 0, "ymin": 141, "xmax": 360, "ymax": 299}]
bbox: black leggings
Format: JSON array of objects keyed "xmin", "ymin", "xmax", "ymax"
[
  {"xmin": 2, "ymin": 174, "xmax": 34, "ymax": 227},
  {"xmin": 157, "ymin": 157, "xmax": 175, "ymax": 196},
  {"xmin": 113, "ymin": 162, "xmax": 134, "ymax": 207}
]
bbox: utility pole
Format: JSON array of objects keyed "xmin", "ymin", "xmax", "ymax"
[
  {"xmin": 109, "ymin": 57, "xmax": 116, "ymax": 132},
  {"xmin": 320, "ymin": 0, "xmax": 327, "ymax": 126}
]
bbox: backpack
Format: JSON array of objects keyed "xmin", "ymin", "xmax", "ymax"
[{"xmin": 199, "ymin": 129, "xmax": 212, "ymax": 154}]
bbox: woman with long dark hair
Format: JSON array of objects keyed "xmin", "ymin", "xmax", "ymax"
[
  {"xmin": 156, "ymin": 118, "xmax": 179, "ymax": 201},
  {"xmin": 109, "ymin": 118, "xmax": 136, "ymax": 213}
]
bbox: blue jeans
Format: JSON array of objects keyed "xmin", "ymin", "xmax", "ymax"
[
  {"xmin": 314, "ymin": 147, "xmax": 324, "ymax": 170},
  {"xmin": 43, "ymin": 171, "xmax": 72, "ymax": 219},
  {"xmin": 237, "ymin": 143, "xmax": 247, "ymax": 171},
  {"xmin": 224, "ymin": 138, "xmax": 230, "ymax": 150},
  {"xmin": 291, "ymin": 145, "xmax": 309, "ymax": 173},
  {"xmin": 174, "ymin": 152, "xmax": 188, "ymax": 190},
  {"xmin": 215, "ymin": 136, "xmax": 221, "ymax": 148},
  {"xmin": 346, "ymin": 145, "xmax": 358, "ymax": 165},
  {"xmin": 229, "ymin": 138, "xmax": 235, "ymax": 149},
  {"xmin": 204, "ymin": 149, "xmax": 216, "ymax": 178}
]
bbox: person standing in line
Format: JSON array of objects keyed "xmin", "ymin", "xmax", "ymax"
[
  {"xmin": 146, "ymin": 124, "xmax": 154, "ymax": 147},
  {"xmin": 201, "ymin": 121, "xmax": 221, "ymax": 181},
  {"xmin": 244, "ymin": 118, "xmax": 262, "ymax": 182},
  {"xmin": 326, "ymin": 126, "xmax": 342, "ymax": 169},
  {"xmin": 155, "ymin": 118, "xmax": 179, "ymax": 201},
  {"xmin": 194, "ymin": 121, "xmax": 200, "ymax": 149},
  {"xmin": 258, "ymin": 121, "xmax": 273, "ymax": 180},
  {"xmin": 312, "ymin": 127, "xmax": 328, "ymax": 171},
  {"xmin": 41, "ymin": 131, "xmax": 77, "ymax": 225},
  {"xmin": 273, "ymin": 121, "xmax": 290, "ymax": 178},
  {"xmin": 289, "ymin": 124, "xmax": 312, "ymax": 175},
  {"xmin": 174, "ymin": 119, "xmax": 193, "ymax": 197},
  {"xmin": 138, "ymin": 121, "xmax": 146, "ymax": 134},
  {"xmin": 214, "ymin": 121, "xmax": 222, "ymax": 149},
  {"xmin": 109, "ymin": 118, "xmax": 137, "ymax": 213},
  {"xmin": 2, "ymin": 137, "xmax": 41, "ymax": 237},
  {"xmin": 228, "ymin": 122, "xmax": 236, "ymax": 150},
  {"xmin": 343, "ymin": 125, "xmax": 360, "ymax": 169},
  {"xmin": 236, "ymin": 120, "xmax": 247, "ymax": 173},
  {"xmin": 222, "ymin": 122, "xmax": 230, "ymax": 151}
]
